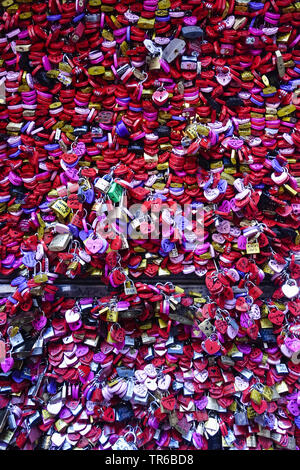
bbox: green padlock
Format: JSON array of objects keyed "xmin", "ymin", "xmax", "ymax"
[{"xmin": 107, "ymin": 182, "xmax": 123, "ymax": 203}]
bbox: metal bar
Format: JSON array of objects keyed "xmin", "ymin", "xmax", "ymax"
[{"xmin": 0, "ymin": 279, "xmax": 276, "ymax": 299}]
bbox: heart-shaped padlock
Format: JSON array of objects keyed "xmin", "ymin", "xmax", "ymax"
[
  {"xmin": 152, "ymin": 88, "xmax": 169, "ymax": 106},
  {"xmin": 282, "ymin": 279, "xmax": 299, "ymax": 298},
  {"xmin": 110, "ymin": 324, "xmax": 125, "ymax": 343}
]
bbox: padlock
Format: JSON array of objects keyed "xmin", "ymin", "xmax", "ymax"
[
  {"xmin": 107, "ymin": 182, "xmax": 123, "ymax": 203},
  {"xmin": 250, "ymin": 388, "xmax": 262, "ymax": 405}
]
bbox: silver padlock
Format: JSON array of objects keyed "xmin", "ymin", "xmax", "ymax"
[
  {"xmin": 162, "ymin": 39, "xmax": 186, "ymax": 63},
  {"xmin": 124, "ymin": 279, "xmax": 137, "ymax": 296},
  {"xmin": 122, "ymin": 380, "xmax": 134, "ymax": 401},
  {"xmin": 94, "ymin": 177, "xmax": 111, "ymax": 193},
  {"xmin": 9, "ymin": 331, "xmax": 24, "ymax": 349},
  {"xmin": 181, "ymin": 26, "xmax": 204, "ymax": 39}
]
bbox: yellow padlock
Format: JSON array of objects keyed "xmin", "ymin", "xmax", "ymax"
[
  {"xmin": 51, "ymin": 199, "xmax": 70, "ymax": 218},
  {"xmin": 106, "ymin": 310, "xmax": 118, "ymax": 323},
  {"xmin": 88, "ymin": 66, "xmax": 105, "ymax": 76},
  {"xmin": 250, "ymin": 388, "xmax": 262, "ymax": 405}
]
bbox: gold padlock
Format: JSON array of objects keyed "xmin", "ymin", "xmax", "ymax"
[
  {"xmin": 106, "ymin": 310, "xmax": 118, "ymax": 323},
  {"xmin": 250, "ymin": 388, "xmax": 262, "ymax": 405},
  {"xmin": 262, "ymin": 386, "xmax": 273, "ymax": 402},
  {"xmin": 51, "ymin": 199, "xmax": 70, "ymax": 218}
]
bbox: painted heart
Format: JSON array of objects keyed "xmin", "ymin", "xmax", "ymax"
[
  {"xmin": 240, "ymin": 312, "xmax": 253, "ymax": 329},
  {"xmin": 212, "ymin": 233, "xmax": 225, "ymax": 244},
  {"xmin": 288, "ymin": 301, "xmax": 299, "ymax": 317},
  {"xmin": 268, "ymin": 310, "xmax": 285, "ymax": 325},
  {"xmin": 161, "ymin": 396, "xmax": 176, "ymax": 412},
  {"xmin": 158, "ymin": 374, "xmax": 171, "ymax": 391},
  {"xmin": 249, "ymin": 304, "xmax": 261, "ymax": 320},
  {"xmin": 235, "ymin": 188, "xmax": 250, "ymax": 201},
  {"xmin": 1, "ymin": 357, "xmax": 14, "ymax": 373},
  {"xmin": 233, "ymin": 179, "xmax": 245, "ymax": 192},
  {"xmin": 134, "ymin": 383, "xmax": 148, "ymax": 398},
  {"xmin": 47, "ymin": 399, "xmax": 63, "ymax": 416},
  {"xmin": 269, "ymin": 259, "xmax": 285, "ymax": 273},
  {"xmin": 252, "ymin": 399, "xmax": 267, "ymax": 415},
  {"xmin": 204, "ymin": 188, "xmax": 220, "ymax": 201},
  {"xmin": 110, "ymin": 327, "xmax": 125, "ymax": 343},
  {"xmin": 79, "ymin": 250, "xmax": 91, "ymax": 262},
  {"xmin": 203, "ymin": 338, "xmax": 220, "ymax": 355},
  {"xmin": 217, "ymin": 220, "xmax": 230, "ymax": 234},
  {"xmin": 75, "ymin": 344, "xmax": 89, "ymax": 358},
  {"xmin": 226, "ymin": 324, "xmax": 237, "ymax": 339},
  {"xmin": 216, "ymin": 72, "xmax": 232, "ymax": 86},
  {"xmin": 214, "ymin": 319, "xmax": 227, "ymax": 334},
  {"xmin": 237, "ymin": 235, "xmax": 247, "ymax": 250},
  {"xmin": 135, "ymin": 370, "xmax": 147, "ymax": 383},
  {"xmin": 205, "ymin": 417, "xmax": 219, "ymax": 436},
  {"xmin": 234, "ymin": 376, "xmax": 249, "ymax": 391},
  {"xmin": 85, "ymin": 237, "xmax": 102, "ymax": 254},
  {"xmin": 235, "ymin": 297, "xmax": 248, "ymax": 312},
  {"xmin": 152, "ymin": 89, "xmax": 169, "ymax": 106},
  {"xmin": 102, "ymin": 407, "xmax": 115, "ymax": 422},
  {"xmin": 194, "ymin": 369, "xmax": 208, "ymax": 383},
  {"xmin": 285, "ymin": 337, "xmax": 300, "ymax": 353},
  {"xmin": 247, "ymin": 323, "xmax": 259, "ymax": 340},
  {"xmin": 287, "ymin": 400, "xmax": 300, "ymax": 417},
  {"xmin": 145, "ymin": 377, "xmax": 157, "ymax": 391},
  {"xmin": 32, "ymin": 316, "xmax": 47, "ymax": 331},
  {"xmin": 144, "ymin": 364, "xmax": 157, "ymax": 378}
]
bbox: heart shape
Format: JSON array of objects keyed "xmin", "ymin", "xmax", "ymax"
[
  {"xmin": 234, "ymin": 376, "xmax": 249, "ymax": 391},
  {"xmin": 285, "ymin": 337, "xmax": 300, "ymax": 353},
  {"xmin": 102, "ymin": 407, "xmax": 115, "ymax": 423},
  {"xmin": 214, "ymin": 319, "xmax": 227, "ymax": 334},
  {"xmin": 145, "ymin": 377, "xmax": 157, "ymax": 391},
  {"xmin": 268, "ymin": 310, "xmax": 285, "ymax": 325},
  {"xmin": 1, "ymin": 357, "xmax": 14, "ymax": 373},
  {"xmin": 249, "ymin": 304, "xmax": 261, "ymax": 320},
  {"xmin": 204, "ymin": 188, "xmax": 220, "ymax": 201},
  {"xmin": 252, "ymin": 399, "xmax": 267, "ymax": 415},
  {"xmin": 144, "ymin": 364, "xmax": 157, "ymax": 378},
  {"xmin": 240, "ymin": 312, "xmax": 253, "ymax": 329},
  {"xmin": 134, "ymin": 383, "xmax": 148, "ymax": 398},
  {"xmin": 194, "ymin": 369, "xmax": 208, "ymax": 383},
  {"xmin": 246, "ymin": 323, "xmax": 259, "ymax": 340},
  {"xmin": 135, "ymin": 370, "xmax": 147, "ymax": 383},
  {"xmin": 75, "ymin": 344, "xmax": 89, "ymax": 358},
  {"xmin": 110, "ymin": 327, "xmax": 125, "ymax": 343},
  {"xmin": 85, "ymin": 237, "xmax": 102, "ymax": 254},
  {"xmin": 217, "ymin": 220, "xmax": 230, "ymax": 234},
  {"xmin": 32, "ymin": 316, "xmax": 47, "ymax": 331},
  {"xmin": 237, "ymin": 235, "xmax": 247, "ymax": 250},
  {"xmin": 216, "ymin": 72, "xmax": 231, "ymax": 86},
  {"xmin": 158, "ymin": 374, "xmax": 171, "ymax": 391},
  {"xmin": 65, "ymin": 309, "xmax": 80, "ymax": 324},
  {"xmin": 203, "ymin": 338, "xmax": 220, "ymax": 355},
  {"xmin": 287, "ymin": 400, "xmax": 300, "ymax": 417},
  {"xmin": 161, "ymin": 396, "xmax": 176, "ymax": 412},
  {"xmin": 205, "ymin": 417, "xmax": 219, "ymax": 436},
  {"xmin": 51, "ymin": 433, "xmax": 65, "ymax": 447},
  {"xmin": 282, "ymin": 281, "xmax": 299, "ymax": 299},
  {"xmin": 152, "ymin": 89, "xmax": 169, "ymax": 106},
  {"xmin": 195, "ymin": 395, "xmax": 208, "ymax": 410},
  {"xmin": 227, "ymin": 325, "xmax": 238, "ymax": 339}
]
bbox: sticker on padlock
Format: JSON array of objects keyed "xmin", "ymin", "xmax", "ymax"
[
  {"xmin": 51, "ymin": 199, "xmax": 71, "ymax": 218},
  {"xmin": 124, "ymin": 280, "xmax": 137, "ymax": 296}
]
